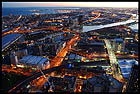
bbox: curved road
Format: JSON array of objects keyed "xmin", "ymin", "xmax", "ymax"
[{"xmin": 8, "ymin": 64, "xmax": 68, "ymax": 93}]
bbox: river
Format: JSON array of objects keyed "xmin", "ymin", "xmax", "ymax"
[{"xmin": 83, "ymin": 14, "xmax": 138, "ymax": 32}]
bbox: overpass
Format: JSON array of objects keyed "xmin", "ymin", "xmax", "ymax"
[
  {"xmin": 8, "ymin": 59, "xmax": 107, "ymax": 93},
  {"xmin": 72, "ymin": 60, "xmax": 110, "ymax": 66},
  {"xmin": 8, "ymin": 64, "xmax": 68, "ymax": 93}
]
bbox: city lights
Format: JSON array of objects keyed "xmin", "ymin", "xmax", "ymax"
[{"xmin": 2, "ymin": 2, "xmax": 138, "ymax": 93}]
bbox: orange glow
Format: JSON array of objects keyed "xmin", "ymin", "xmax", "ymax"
[
  {"xmin": 9, "ymin": 30, "xmax": 80, "ymax": 92},
  {"xmin": 79, "ymin": 86, "xmax": 82, "ymax": 89},
  {"xmin": 79, "ymin": 75, "xmax": 87, "ymax": 79},
  {"xmin": 50, "ymin": 34, "xmax": 79, "ymax": 68},
  {"xmin": 89, "ymin": 37, "xmax": 93, "ymax": 40},
  {"xmin": 31, "ymin": 9, "xmax": 40, "ymax": 11},
  {"xmin": 2, "ymin": 65, "xmax": 32, "ymax": 76},
  {"xmin": 57, "ymin": 20, "xmax": 62, "ymax": 22},
  {"xmin": 93, "ymin": 36, "xmax": 97, "ymax": 38},
  {"xmin": 2, "ymin": 27, "xmax": 21, "ymax": 37},
  {"xmin": 23, "ymin": 41, "xmax": 28, "ymax": 44},
  {"xmin": 31, "ymin": 40, "xmax": 34, "ymax": 43},
  {"xmin": 44, "ymin": 20, "xmax": 52, "ymax": 23}
]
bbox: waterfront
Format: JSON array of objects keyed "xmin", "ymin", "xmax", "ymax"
[{"xmin": 2, "ymin": 7, "xmax": 80, "ymax": 16}]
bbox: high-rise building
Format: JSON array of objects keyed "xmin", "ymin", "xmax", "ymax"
[
  {"xmin": 78, "ymin": 15, "xmax": 84, "ymax": 25},
  {"xmin": 126, "ymin": 64, "xmax": 139, "ymax": 92}
]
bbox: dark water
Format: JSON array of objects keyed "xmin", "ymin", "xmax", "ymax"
[{"xmin": 2, "ymin": 7, "xmax": 80, "ymax": 16}]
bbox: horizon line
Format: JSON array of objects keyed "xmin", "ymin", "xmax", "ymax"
[{"xmin": 2, "ymin": 6, "xmax": 138, "ymax": 8}]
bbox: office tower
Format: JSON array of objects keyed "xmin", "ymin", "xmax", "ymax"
[
  {"xmin": 126, "ymin": 64, "xmax": 139, "ymax": 92},
  {"xmin": 78, "ymin": 15, "xmax": 84, "ymax": 25}
]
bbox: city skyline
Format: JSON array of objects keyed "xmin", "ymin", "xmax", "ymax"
[{"xmin": 2, "ymin": 2, "xmax": 138, "ymax": 8}]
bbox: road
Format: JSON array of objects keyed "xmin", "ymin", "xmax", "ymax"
[
  {"xmin": 17, "ymin": 15, "xmax": 22, "ymax": 21},
  {"xmin": 2, "ymin": 27, "xmax": 21, "ymax": 37},
  {"xmin": 28, "ymin": 34, "xmax": 80, "ymax": 92},
  {"xmin": 2, "ymin": 15, "xmax": 23, "ymax": 37},
  {"xmin": 8, "ymin": 64, "xmax": 68, "ymax": 93},
  {"xmin": 83, "ymin": 12, "xmax": 101, "ymax": 23},
  {"xmin": 7, "ymin": 12, "xmax": 100, "ymax": 93},
  {"xmin": 104, "ymin": 39, "xmax": 124, "ymax": 82},
  {"xmin": 8, "ymin": 33, "xmax": 80, "ymax": 93},
  {"xmin": 49, "ymin": 34, "xmax": 79, "ymax": 68}
]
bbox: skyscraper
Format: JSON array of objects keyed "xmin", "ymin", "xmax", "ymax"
[
  {"xmin": 78, "ymin": 15, "xmax": 84, "ymax": 25},
  {"xmin": 126, "ymin": 64, "xmax": 139, "ymax": 92}
]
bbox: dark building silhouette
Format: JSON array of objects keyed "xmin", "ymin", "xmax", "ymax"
[
  {"xmin": 31, "ymin": 44, "xmax": 43, "ymax": 56},
  {"xmin": 78, "ymin": 15, "xmax": 84, "ymax": 25},
  {"xmin": 126, "ymin": 64, "xmax": 139, "ymax": 92},
  {"xmin": 82, "ymin": 74, "xmax": 123, "ymax": 92},
  {"xmin": 2, "ymin": 55, "xmax": 11, "ymax": 65}
]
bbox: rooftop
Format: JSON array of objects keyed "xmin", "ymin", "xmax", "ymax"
[
  {"xmin": 86, "ymin": 74, "xmax": 123, "ymax": 88},
  {"xmin": 19, "ymin": 55, "xmax": 49, "ymax": 67},
  {"xmin": 2, "ymin": 33, "xmax": 23, "ymax": 51}
]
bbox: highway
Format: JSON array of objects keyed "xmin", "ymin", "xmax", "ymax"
[
  {"xmin": 104, "ymin": 39, "xmax": 124, "ymax": 82},
  {"xmin": 7, "ymin": 11, "xmax": 130, "ymax": 92},
  {"xmin": 27, "ymin": 34, "xmax": 80, "ymax": 92},
  {"xmin": 8, "ymin": 33, "xmax": 80, "ymax": 93},
  {"xmin": 7, "ymin": 12, "xmax": 100, "ymax": 92},
  {"xmin": 2, "ymin": 27, "xmax": 21, "ymax": 37},
  {"xmin": 8, "ymin": 64, "xmax": 68, "ymax": 93},
  {"xmin": 50, "ymin": 34, "xmax": 79, "ymax": 68}
]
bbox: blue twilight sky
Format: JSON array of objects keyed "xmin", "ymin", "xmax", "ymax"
[{"xmin": 2, "ymin": 2, "xmax": 138, "ymax": 8}]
